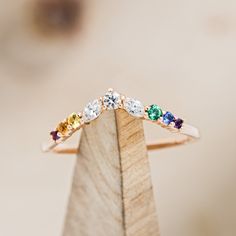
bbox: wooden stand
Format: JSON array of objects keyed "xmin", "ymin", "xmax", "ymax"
[{"xmin": 63, "ymin": 109, "xmax": 160, "ymax": 236}]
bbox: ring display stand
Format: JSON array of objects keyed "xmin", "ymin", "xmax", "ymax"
[{"xmin": 63, "ymin": 109, "xmax": 160, "ymax": 236}]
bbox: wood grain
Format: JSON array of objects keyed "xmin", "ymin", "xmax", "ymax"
[{"xmin": 63, "ymin": 109, "xmax": 159, "ymax": 236}]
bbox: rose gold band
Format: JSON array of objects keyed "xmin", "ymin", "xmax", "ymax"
[
  {"xmin": 42, "ymin": 89, "xmax": 199, "ymax": 153},
  {"xmin": 43, "ymin": 119, "xmax": 199, "ymax": 154}
]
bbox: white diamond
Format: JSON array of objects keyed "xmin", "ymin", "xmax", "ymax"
[
  {"xmin": 83, "ymin": 99, "xmax": 102, "ymax": 122},
  {"xmin": 103, "ymin": 90, "xmax": 121, "ymax": 110},
  {"xmin": 124, "ymin": 97, "xmax": 144, "ymax": 117}
]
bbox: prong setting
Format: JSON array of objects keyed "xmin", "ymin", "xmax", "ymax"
[{"xmin": 102, "ymin": 89, "xmax": 121, "ymax": 110}]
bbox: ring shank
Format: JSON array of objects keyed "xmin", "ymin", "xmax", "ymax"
[{"xmin": 43, "ymin": 123, "xmax": 199, "ymax": 154}]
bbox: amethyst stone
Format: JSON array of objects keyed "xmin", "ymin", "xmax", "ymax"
[
  {"xmin": 50, "ymin": 131, "xmax": 60, "ymax": 141},
  {"xmin": 163, "ymin": 112, "xmax": 175, "ymax": 125},
  {"xmin": 174, "ymin": 118, "xmax": 183, "ymax": 129}
]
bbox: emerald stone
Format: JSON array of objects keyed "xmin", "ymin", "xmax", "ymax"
[{"xmin": 147, "ymin": 104, "xmax": 163, "ymax": 120}]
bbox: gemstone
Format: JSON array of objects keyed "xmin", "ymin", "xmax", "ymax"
[
  {"xmin": 124, "ymin": 97, "xmax": 144, "ymax": 117},
  {"xmin": 67, "ymin": 112, "xmax": 80, "ymax": 129},
  {"xmin": 56, "ymin": 122, "xmax": 68, "ymax": 135},
  {"xmin": 83, "ymin": 99, "xmax": 102, "ymax": 122},
  {"xmin": 103, "ymin": 90, "xmax": 121, "ymax": 110},
  {"xmin": 147, "ymin": 104, "xmax": 163, "ymax": 121},
  {"xmin": 174, "ymin": 118, "xmax": 184, "ymax": 129},
  {"xmin": 50, "ymin": 131, "xmax": 60, "ymax": 141},
  {"xmin": 163, "ymin": 111, "xmax": 175, "ymax": 125}
]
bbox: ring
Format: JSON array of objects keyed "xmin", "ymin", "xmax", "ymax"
[{"xmin": 42, "ymin": 88, "xmax": 200, "ymax": 153}]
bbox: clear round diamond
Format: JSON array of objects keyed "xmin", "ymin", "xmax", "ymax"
[
  {"xmin": 124, "ymin": 97, "xmax": 144, "ymax": 117},
  {"xmin": 103, "ymin": 90, "xmax": 121, "ymax": 110},
  {"xmin": 83, "ymin": 99, "xmax": 102, "ymax": 122}
]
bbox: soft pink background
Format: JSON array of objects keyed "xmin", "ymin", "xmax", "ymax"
[{"xmin": 0, "ymin": 0, "xmax": 235, "ymax": 235}]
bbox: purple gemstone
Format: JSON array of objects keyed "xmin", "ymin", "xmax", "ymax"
[
  {"xmin": 50, "ymin": 131, "xmax": 60, "ymax": 141},
  {"xmin": 163, "ymin": 112, "xmax": 175, "ymax": 125},
  {"xmin": 174, "ymin": 118, "xmax": 183, "ymax": 129}
]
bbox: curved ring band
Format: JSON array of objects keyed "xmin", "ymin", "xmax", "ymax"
[{"xmin": 43, "ymin": 89, "xmax": 200, "ymax": 153}]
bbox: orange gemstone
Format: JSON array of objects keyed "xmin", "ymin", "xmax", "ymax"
[{"xmin": 56, "ymin": 122, "xmax": 68, "ymax": 135}]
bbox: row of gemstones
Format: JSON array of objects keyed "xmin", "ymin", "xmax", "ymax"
[
  {"xmin": 50, "ymin": 112, "xmax": 82, "ymax": 141},
  {"xmin": 50, "ymin": 90, "xmax": 183, "ymax": 141},
  {"xmin": 147, "ymin": 104, "xmax": 184, "ymax": 128}
]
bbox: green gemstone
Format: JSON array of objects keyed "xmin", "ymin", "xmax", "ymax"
[{"xmin": 147, "ymin": 104, "xmax": 163, "ymax": 120}]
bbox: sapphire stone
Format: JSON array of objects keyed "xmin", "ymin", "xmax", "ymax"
[{"xmin": 163, "ymin": 112, "xmax": 175, "ymax": 125}]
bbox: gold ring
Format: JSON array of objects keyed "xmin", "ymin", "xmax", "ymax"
[{"xmin": 42, "ymin": 88, "xmax": 200, "ymax": 153}]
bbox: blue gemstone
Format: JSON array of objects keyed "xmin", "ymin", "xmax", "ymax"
[{"xmin": 163, "ymin": 112, "xmax": 175, "ymax": 125}]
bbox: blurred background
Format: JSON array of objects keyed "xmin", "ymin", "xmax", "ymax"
[{"xmin": 0, "ymin": 0, "xmax": 236, "ymax": 235}]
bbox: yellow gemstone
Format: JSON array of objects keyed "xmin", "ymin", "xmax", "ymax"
[
  {"xmin": 56, "ymin": 122, "xmax": 68, "ymax": 135},
  {"xmin": 67, "ymin": 112, "xmax": 80, "ymax": 129}
]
